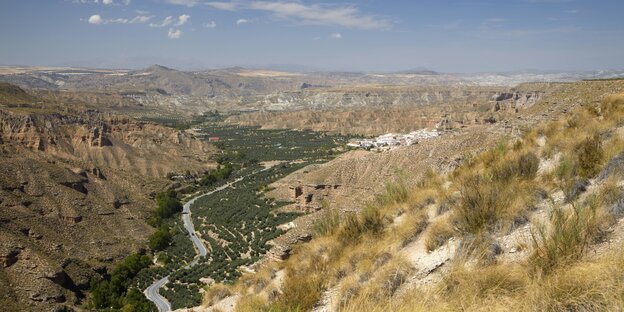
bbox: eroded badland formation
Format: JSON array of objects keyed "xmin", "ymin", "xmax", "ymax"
[{"xmin": 1, "ymin": 66, "xmax": 624, "ymax": 311}]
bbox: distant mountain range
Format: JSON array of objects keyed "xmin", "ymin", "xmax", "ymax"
[{"xmin": 1, "ymin": 65, "xmax": 623, "ymax": 97}]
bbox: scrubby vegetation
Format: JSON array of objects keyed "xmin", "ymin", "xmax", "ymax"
[
  {"xmin": 149, "ymin": 225, "xmax": 173, "ymax": 251},
  {"xmin": 199, "ymin": 162, "xmax": 235, "ymax": 186},
  {"xmin": 88, "ymin": 253, "xmax": 155, "ymax": 311},
  {"xmin": 88, "ymin": 191, "xmax": 185, "ymax": 311},
  {"xmin": 219, "ymin": 90, "xmax": 624, "ymax": 311},
  {"xmin": 149, "ymin": 190, "xmax": 183, "ymax": 226},
  {"xmin": 140, "ymin": 110, "xmax": 225, "ymax": 130}
]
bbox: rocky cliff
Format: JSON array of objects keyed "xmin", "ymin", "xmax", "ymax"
[{"xmin": 225, "ymin": 86, "xmax": 548, "ymax": 135}]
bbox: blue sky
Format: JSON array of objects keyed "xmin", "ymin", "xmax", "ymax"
[{"xmin": 1, "ymin": 0, "xmax": 623, "ymax": 72}]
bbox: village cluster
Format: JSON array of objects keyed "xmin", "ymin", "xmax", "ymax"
[{"xmin": 347, "ymin": 129, "xmax": 441, "ymax": 151}]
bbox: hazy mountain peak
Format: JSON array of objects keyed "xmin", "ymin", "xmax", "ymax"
[{"xmin": 144, "ymin": 64, "xmax": 174, "ymax": 72}]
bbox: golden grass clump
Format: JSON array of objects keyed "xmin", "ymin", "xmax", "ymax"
[
  {"xmin": 576, "ymin": 133, "xmax": 604, "ymax": 179},
  {"xmin": 529, "ymin": 199, "xmax": 607, "ymax": 275},
  {"xmin": 234, "ymin": 294, "xmax": 267, "ymax": 312},
  {"xmin": 203, "ymin": 284, "xmax": 233, "ymax": 307},
  {"xmin": 440, "ymin": 264, "xmax": 527, "ymax": 302},
  {"xmin": 424, "ymin": 218, "xmax": 455, "ymax": 251},
  {"xmin": 394, "ymin": 210, "xmax": 429, "ymax": 248},
  {"xmin": 338, "ymin": 258, "xmax": 414, "ymax": 311},
  {"xmin": 528, "ymin": 251, "xmax": 624, "ymax": 311}
]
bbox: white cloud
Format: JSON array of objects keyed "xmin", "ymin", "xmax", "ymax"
[
  {"xmin": 150, "ymin": 16, "xmax": 175, "ymax": 27},
  {"xmin": 75, "ymin": 0, "xmax": 130, "ymax": 5},
  {"xmin": 88, "ymin": 14, "xmax": 103, "ymax": 24},
  {"xmin": 247, "ymin": 1, "xmax": 389, "ymax": 30},
  {"xmin": 236, "ymin": 18, "xmax": 249, "ymax": 25},
  {"xmin": 168, "ymin": 28, "xmax": 183, "ymax": 39},
  {"xmin": 206, "ymin": 1, "xmax": 240, "ymax": 11},
  {"xmin": 165, "ymin": 1, "xmax": 391, "ymax": 30},
  {"xmin": 204, "ymin": 21, "xmax": 217, "ymax": 28},
  {"xmin": 129, "ymin": 15, "xmax": 153, "ymax": 23},
  {"xmin": 150, "ymin": 15, "xmax": 189, "ymax": 27},
  {"xmin": 86, "ymin": 14, "xmax": 152, "ymax": 24},
  {"xmin": 176, "ymin": 14, "xmax": 190, "ymax": 26},
  {"xmin": 330, "ymin": 33, "xmax": 342, "ymax": 39},
  {"xmin": 164, "ymin": 0, "xmax": 200, "ymax": 6}
]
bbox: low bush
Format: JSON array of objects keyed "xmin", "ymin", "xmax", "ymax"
[
  {"xmin": 235, "ymin": 295, "xmax": 267, "ymax": 312},
  {"xmin": 529, "ymin": 251, "xmax": 624, "ymax": 311},
  {"xmin": 149, "ymin": 225, "xmax": 173, "ymax": 251},
  {"xmin": 155, "ymin": 190, "xmax": 182, "ymax": 221},
  {"xmin": 89, "ymin": 253, "xmax": 153, "ymax": 310},
  {"xmin": 337, "ymin": 213, "xmax": 365, "ymax": 245}
]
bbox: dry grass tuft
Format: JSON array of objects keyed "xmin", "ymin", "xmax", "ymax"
[
  {"xmin": 454, "ymin": 174, "xmax": 512, "ymax": 234},
  {"xmin": 528, "ymin": 251, "xmax": 624, "ymax": 311},
  {"xmin": 203, "ymin": 284, "xmax": 233, "ymax": 307},
  {"xmin": 234, "ymin": 294, "xmax": 268, "ymax": 312},
  {"xmin": 576, "ymin": 134, "xmax": 604, "ymax": 179},
  {"xmin": 425, "ymin": 218, "xmax": 455, "ymax": 251},
  {"xmin": 528, "ymin": 199, "xmax": 607, "ymax": 275},
  {"xmin": 394, "ymin": 210, "xmax": 429, "ymax": 247}
]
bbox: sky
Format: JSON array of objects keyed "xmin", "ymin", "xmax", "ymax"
[{"xmin": 0, "ymin": 0, "xmax": 623, "ymax": 72}]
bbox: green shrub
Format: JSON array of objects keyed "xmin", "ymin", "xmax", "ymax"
[
  {"xmin": 89, "ymin": 253, "xmax": 152, "ymax": 309},
  {"xmin": 200, "ymin": 163, "xmax": 235, "ymax": 186},
  {"xmin": 121, "ymin": 288, "xmax": 155, "ymax": 312},
  {"xmin": 149, "ymin": 225, "xmax": 173, "ymax": 251},
  {"xmin": 155, "ymin": 190, "xmax": 182, "ymax": 220}
]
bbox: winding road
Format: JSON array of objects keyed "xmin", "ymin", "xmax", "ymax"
[{"xmin": 144, "ymin": 177, "xmax": 244, "ymax": 312}]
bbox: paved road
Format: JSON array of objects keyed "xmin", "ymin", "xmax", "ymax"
[
  {"xmin": 182, "ymin": 178, "xmax": 243, "ymax": 257},
  {"xmin": 144, "ymin": 277, "xmax": 171, "ymax": 312},
  {"xmin": 144, "ymin": 177, "xmax": 244, "ymax": 312}
]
